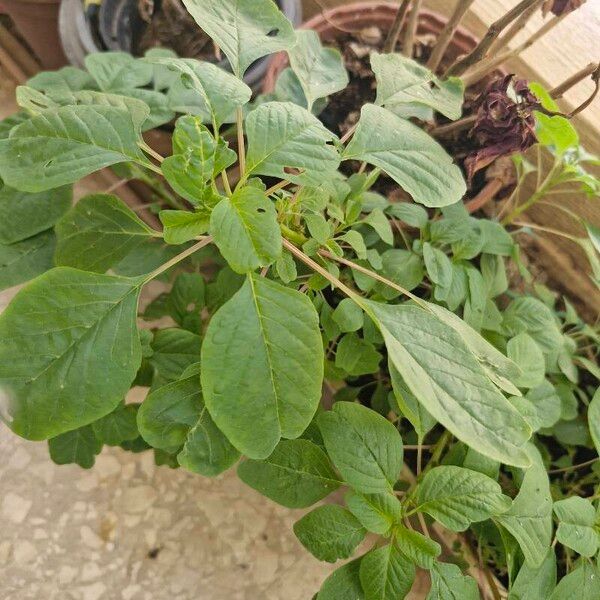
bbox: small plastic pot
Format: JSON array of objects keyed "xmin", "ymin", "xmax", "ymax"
[
  {"xmin": 263, "ymin": 1, "xmax": 480, "ymax": 93},
  {"xmin": 0, "ymin": 0, "xmax": 68, "ymax": 69}
]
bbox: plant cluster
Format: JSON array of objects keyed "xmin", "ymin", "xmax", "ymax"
[{"xmin": 0, "ymin": 0, "xmax": 599, "ymax": 598}]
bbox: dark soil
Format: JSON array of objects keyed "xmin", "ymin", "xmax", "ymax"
[{"xmin": 136, "ymin": 0, "xmax": 220, "ymax": 60}]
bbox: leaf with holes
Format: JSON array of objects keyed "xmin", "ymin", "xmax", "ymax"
[
  {"xmin": 372, "ymin": 52, "xmax": 464, "ymax": 120},
  {"xmin": 181, "ymin": 0, "xmax": 296, "ymax": 77},
  {"xmin": 210, "ymin": 186, "xmax": 282, "ymax": 273},
  {"xmin": 245, "ymin": 102, "xmax": 341, "ymax": 186},
  {"xmin": 0, "ymin": 105, "xmax": 150, "ymax": 192},
  {"xmin": 156, "ymin": 58, "xmax": 251, "ymax": 126}
]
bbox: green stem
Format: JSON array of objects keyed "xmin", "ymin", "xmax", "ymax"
[
  {"xmin": 143, "ymin": 236, "xmax": 213, "ymax": 284},
  {"xmin": 236, "ymin": 107, "xmax": 246, "ymax": 179},
  {"xmin": 281, "ymin": 223, "xmax": 307, "ymax": 245},
  {"xmin": 501, "ymin": 162, "xmax": 560, "ymax": 225}
]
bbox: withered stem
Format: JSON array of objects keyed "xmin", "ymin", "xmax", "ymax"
[
  {"xmin": 383, "ymin": 0, "xmax": 412, "ymax": 53},
  {"xmin": 430, "ymin": 114, "xmax": 477, "ymax": 137},
  {"xmin": 444, "ymin": 0, "xmax": 540, "ymax": 77},
  {"xmin": 488, "ymin": 0, "xmax": 545, "ymax": 55},
  {"xmin": 461, "ymin": 13, "xmax": 567, "ymax": 88},
  {"xmin": 426, "ymin": 0, "xmax": 476, "ymax": 72},
  {"xmin": 551, "ymin": 62, "xmax": 599, "ymax": 98},
  {"xmin": 569, "ymin": 64, "xmax": 600, "ymax": 117},
  {"xmin": 402, "ymin": 0, "xmax": 423, "ymax": 57}
]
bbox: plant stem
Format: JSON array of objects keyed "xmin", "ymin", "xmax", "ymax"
[
  {"xmin": 282, "ymin": 239, "xmax": 359, "ymax": 300},
  {"xmin": 569, "ymin": 63, "xmax": 600, "ymax": 118},
  {"xmin": 340, "ymin": 123, "xmax": 358, "ymax": 145},
  {"xmin": 549, "ymin": 457, "xmax": 598, "ymax": 474},
  {"xmin": 143, "ymin": 236, "xmax": 213, "ymax": 283},
  {"xmin": 402, "ymin": 0, "xmax": 422, "ymax": 58},
  {"xmin": 383, "ymin": 0, "xmax": 411, "ymax": 53},
  {"xmin": 488, "ymin": 0, "xmax": 544, "ymax": 55},
  {"xmin": 445, "ymin": 0, "xmax": 540, "ymax": 77},
  {"xmin": 511, "ymin": 220, "xmax": 580, "ymax": 243},
  {"xmin": 318, "ymin": 248, "xmax": 427, "ymax": 308},
  {"xmin": 551, "ymin": 62, "xmax": 599, "ymax": 98},
  {"xmin": 236, "ymin": 107, "xmax": 246, "ymax": 178},
  {"xmin": 430, "ymin": 114, "xmax": 477, "ymax": 138},
  {"xmin": 221, "ymin": 171, "xmax": 232, "ymax": 196},
  {"xmin": 501, "ymin": 162, "xmax": 559, "ymax": 225},
  {"xmin": 426, "ymin": 0, "xmax": 476, "ymax": 72},
  {"xmin": 462, "ymin": 14, "xmax": 566, "ymax": 87},
  {"xmin": 266, "ymin": 179, "xmax": 292, "ymax": 196},
  {"xmin": 139, "ymin": 142, "xmax": 165, "ymax": 164}
]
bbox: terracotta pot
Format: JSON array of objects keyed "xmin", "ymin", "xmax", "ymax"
[
  {"xmin": 263, "ymin": 2, "xmax": 480, "ymax": 93},
  {"xmin": 0, "ymin": 0, "xmax": 67, "ymax": 70}
]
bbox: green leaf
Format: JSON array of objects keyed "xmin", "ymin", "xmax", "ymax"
[
  {"xmin": 157, "ymin": 58, "xmax": 251, "ymax": 126},
  {"xmin": 519, "ymin": 381, "xmax": 562, "ymax": 431},
  {"xmin": 339, "ymin": 230, "xmax": 368, "ymax": 259},
  {"xmin": 371, "ymin": 52, "xmax": 464, "ymax": 120},
  {"xmin": 427, "ymin": 562, "xmax": 479, "ymax": 600},
  {"xmin": 364, "ymin": 301, "xmax": 531, "ymax": 467},
  {"xmin": 359, "ymin": 543, "xmax": 415, "ymax": 600},
  {"xmin": 160, "ymin": 210, "xmax": 210, "ymax": 245},
  {"xmin": 202, "ymin": 274, "xmax": 324, "ymax": 458},
  {"xmin": 28, "ymin": 66, "xmax": 96, "ymax": 93},
  {"xmin": 509, "ymin": 550, "xmax": 557, "ymax": 600},
  {"xmin": 237, "ymin": 439, "xmax": 341, "ymax": 508},
  {"xmin": 415, "ymin": 465, "xmax": 511, "ymax": 531},
  {"xmin": 305, "ymin": 212, "xmax": 332, "ymax": 244},
  {"xmin": 210, "ymin": 186, "xmax": 282, "ymax": 273},
  {"xmin": 92, "ymin": 404, "xmax": 139, "ymax": 446},
  {"xmin": 48, "ymin": 425, "xmax": 102, "ymax": 469},
  {"xmin": 389, "ymin": 361, "xmax": 436, "ymax": 440},
  {"xmin": 177, "ymin": 407, "xmax": 240, "ymax": 476},
  {"xmin": 423, "ymin": 242, "xmax": 453, "ymax": 289},
  {"xmin": 343, "ymin": 105, "xmax": 466, "ymax": 208},
  {"xmin": 245, "ymin": 101, "xmax": 341, "ymax": 186},
  {"xmin": 293, "ymin": 504, "xmax": 366, "ymax": 563},
  {"xmin": 335, "ymin": 333, "xmax": 383, "ymax": 376},
  {"xmin": 181, "ymin": 0, "xmax": 296, "ymax": 77},
  {"xmin": 165, "ymin": 272, "xmax": 205, "ymax": 331},
  {"xmin": 137, "ymin": 367, "xmax": 202, "ymax": 451},
  {"xmin": 553, "ymin": 497, "xmax": 600, "ymax": 558},
  {"xmin": 0, "ymin": 268, "xmax": 142, "ymax": 440},
  {"xmin": 589, "ymin": 387, "xmax": 600, "ymax": 455},
  {"xmin": 386, "ymin": 203, "xmax": 428, "ymax": 228},
  {"xmin": 332, "ymin": 298, "xmax": 364, "ymax": 333},
  {"xmin": 550, "ymin": 563, "xmax": 600, "ymax": 600},
  {"xmin": 363, "ymin": 208, "xmax": 394, "ymax": 245},
  {"xmin": 85, "ymin": 52, "xmax": 153, "ymax": 91},
  {"xmin": 0, "ymin": 185, "xmax": 71, "ymax": 244},
  {"xmin": 288, "ymin": 30, "xmax": 348, "ymax": 111},
  {"xmin": 318, "ymin": 402, "xmax": 403, "ymax": 494},
  {"xmin": 394, "ymin": 526, "xmax": 441, "ymax": 568},
  {"xmin": 507, "ymin": 333, "xmax": 545, "ymax": 389},
  {"xmin": 346, "ymin": 490, "xmax": 403, "ymax": 535},
  {"xmin": 424, "ymin": 302, "xmax": 522, "ymax": 397},
  {"xmin": 55, "ymin": 194, "xmax": 157, "ymax": 272},
  {"xmin": 496, "ymin": 445, "xmax": 553, "ymax": 568},
  {"xmin": 149, "ymin": 328, "xmax": 201, "ymax": 384},
  {"xmin": 378, "ymin": 250, "xmax": 425, "ymax": 297},
  {"xmin": 0, "ymin": 230, "xmax": 56, "ymax": 291},
  {"xmin": 317, "ymin": 559, "xmax": 365, "ymax": 600},
  {"xmin": 0, "ymin": 105, "xmax": 150, "ymax": 192}
]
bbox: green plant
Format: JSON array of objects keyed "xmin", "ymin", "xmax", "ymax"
[{"xmin": 0, "ymin": 0, "xmax": 599, "ymax": 598}]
